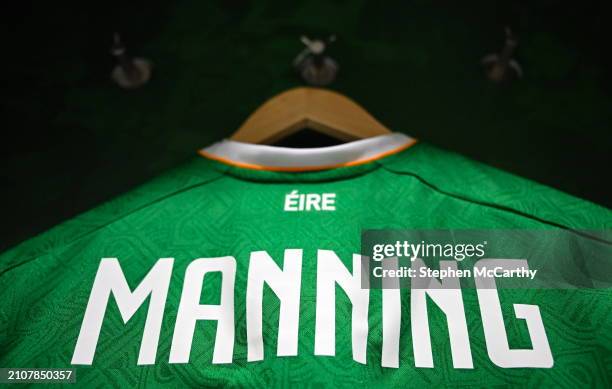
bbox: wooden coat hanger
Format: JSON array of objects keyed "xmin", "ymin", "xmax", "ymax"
[{"xmin": 230, "ymin": 87, "xmax": 391, "ymax": 144}]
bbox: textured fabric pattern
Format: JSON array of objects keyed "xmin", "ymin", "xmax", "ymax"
[{"xmin": 0, "ymin": 143, "xmax": 610, "ymax": 388}]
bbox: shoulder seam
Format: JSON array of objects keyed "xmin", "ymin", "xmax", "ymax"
[
  {"xmin": 0, "ymin": 173, "xmax": 227, "ymax": 278},
  {"xmin": 380, "ymin": 164, "xmax": 611, "ymax": 244}
]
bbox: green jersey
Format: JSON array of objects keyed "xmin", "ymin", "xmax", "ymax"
[{"xmin": 1, "ymin": 133, "xmax": 610, "ymax": 387}]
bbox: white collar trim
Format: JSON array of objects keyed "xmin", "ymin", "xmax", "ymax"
[{"xmin": 198, "ymin": 133, "xmax": 416, "ymax": 171}]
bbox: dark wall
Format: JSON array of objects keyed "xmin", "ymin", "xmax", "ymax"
[{"xmin": 1, "ymin": 0, "xmax": 611, "ymax": 251}]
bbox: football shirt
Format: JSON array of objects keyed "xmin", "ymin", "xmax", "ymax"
[{"xmin": 0, "ymin": 133, "xmax": 610, "ymax": 387}]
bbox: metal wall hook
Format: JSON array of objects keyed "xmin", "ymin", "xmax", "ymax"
[
  {"xmin": 481, "ymin": 27, "xmax": 523, "ymax": 83},
  {"xmin": 293, "ymin": 35, "xmax": 338, "ymax": 86},
  {"xmin": 110, "ymin": 33, "xmax": 152, "ymax": 89}
]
